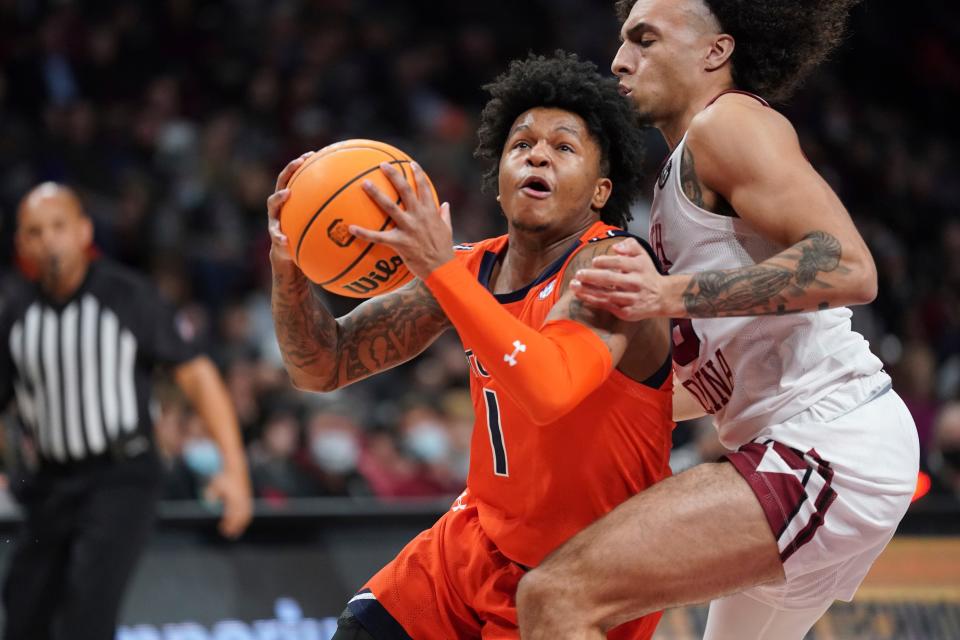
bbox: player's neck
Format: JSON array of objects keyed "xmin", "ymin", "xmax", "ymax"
[
  {"xmin": 659, "ymin": 82, "xmax": 736, "ymax": 149},
  {"xmin": 495, "ymin": 220, "xmax": 594, "ymax": 293}
]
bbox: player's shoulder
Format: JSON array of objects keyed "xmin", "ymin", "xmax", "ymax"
[
  {"xmin": 563, "ymin": 231, "xmax": 662, "ymax": 286},
  {"xmin": 452, "ymin": 234, "xmax": 508, "ymax": 272},
  {"xmin": 687, "ymin": 92, "xmax": 802, "ymax": 185},
  {"xmin": 689, "ymin": 92, "xmax": 797, "ymax": 153}
]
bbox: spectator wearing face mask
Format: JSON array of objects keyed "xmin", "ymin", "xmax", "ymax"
[
  {"xmin": 399, "ymin": 403, "xmax": 462, "ymax": 495},
  {"xmin": 298, "ymin": 408, "xmax": 372, "ymax": 497}
]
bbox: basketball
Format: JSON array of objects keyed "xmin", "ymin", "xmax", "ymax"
[{"xmin": 279, "ymin": 139, "xmax": 438, "ymax": 298}]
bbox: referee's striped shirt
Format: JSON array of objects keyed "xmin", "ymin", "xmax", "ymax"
[{"xmin": 0, "ymin": 260, "xmax": 199, "ymax": 465}]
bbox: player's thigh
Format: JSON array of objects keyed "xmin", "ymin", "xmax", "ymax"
[
  {"xmin": 704, "ymin": 591, "xmax": 833, "ymax": 640},
  {"xmin": 534, "ymin": 461, "xmax": 783, "ymax": 628}
]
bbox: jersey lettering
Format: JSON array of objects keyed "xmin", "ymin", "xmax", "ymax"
[
  {"xmin": 681, "ymin": 348, "xmax": 734, "ymax": 414},
  {"xmin": 650, "ymin": 223, "xmax": 673, "ymax": 271}
]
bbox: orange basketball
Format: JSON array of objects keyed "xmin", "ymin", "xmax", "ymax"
[{"xmin": 280, "ymin": 139, "xmax": 439, "ymax": 298}]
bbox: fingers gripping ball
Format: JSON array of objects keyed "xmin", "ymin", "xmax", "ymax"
[{"xmin": 280, "ymin": 139, "xmax": 439, "ymax": 298}]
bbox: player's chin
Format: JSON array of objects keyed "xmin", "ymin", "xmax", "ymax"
[
  {"xmin": 508, "ymin": 214, "xmax": 553, "ymax": 234},
  {"xmin": 505, "ymin": 202, "xmax": 559, "ymax": 232}
]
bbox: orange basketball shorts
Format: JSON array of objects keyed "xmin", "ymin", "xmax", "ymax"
[{"xmin": 346, "ymin": 492, "xmax": 661, "ymax": 639}]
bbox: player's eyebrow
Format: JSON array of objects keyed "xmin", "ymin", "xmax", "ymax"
[
  {"xmin": 621, "ymin": 21, "xmax": 658, "ymax": 42},
  {"xmin": 509, "ymin": 123, "xmax": 582, "ymax": 138},
  {"xmin": 554, "ymin": 125, "xmax": 582, "ymax": 137}
]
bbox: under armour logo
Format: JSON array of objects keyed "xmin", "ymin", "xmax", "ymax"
[{"xmin": 504, "ymin": 340, "xmax": 527, "ymax": 367}]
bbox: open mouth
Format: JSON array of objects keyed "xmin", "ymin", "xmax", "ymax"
[{"xmin": 520, "ymin": 176, "xmax": 552, "ymax": 199}]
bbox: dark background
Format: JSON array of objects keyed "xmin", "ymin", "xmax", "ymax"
[{"xmin": 0, "ymin": 2, "xmax": 958, "ymax": 635}]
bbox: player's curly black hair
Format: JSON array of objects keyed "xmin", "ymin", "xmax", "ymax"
[
  {"xmin": 615, "ymin": 0, "xmax": 861, "ymax": 102},
  {"xmin": 474, "ymin": 51, "xmax": 645, "ymax": 229}
]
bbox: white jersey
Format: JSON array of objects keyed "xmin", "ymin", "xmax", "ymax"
[{"xmin": 649, "ymin": 132, "xmax": 888, "ymax": 448}]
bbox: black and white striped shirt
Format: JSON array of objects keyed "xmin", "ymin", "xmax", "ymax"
[{"xmin": 0, "ymin": 260, "xmax": 199, "ymax": 466}]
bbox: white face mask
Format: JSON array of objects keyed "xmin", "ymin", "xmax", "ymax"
[
  {"xmin": 405, "ymin": 421, "xmax": 451, "ymax": 463},
  {"xmin": 310, "ymin": 431, "xmax": 360, "ymax": 474}
]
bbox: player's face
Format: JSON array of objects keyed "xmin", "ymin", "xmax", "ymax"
[
  {"xmin": 612, "ymin": 0, "xmax": 720, "ymax": 125},
  {"xmin": 16, "ymin": 193, "xmax": 93, "ymax": 288},
  {"xmin": 497, "ymin": 108, "xmax": 611, "ymax": 234}
]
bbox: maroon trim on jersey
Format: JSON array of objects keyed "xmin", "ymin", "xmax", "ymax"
[
  {"xmin": 707, "ymin": 89, "xmax": 770, "ymax": 108},
  {"xmin": 724, "ymin": 440, "xmax": 837, "ymax": 564}
]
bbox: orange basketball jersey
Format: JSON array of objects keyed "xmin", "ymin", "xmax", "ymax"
[{"xmin": 455, "ymin": 220, "xmax": 675, "ymax": 568}]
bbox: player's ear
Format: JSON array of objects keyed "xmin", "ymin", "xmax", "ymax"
[
  {"xmin": 590, "ymin": 177, "xmax": 613, "ymax": 211},
  {"xmin": 705, "ymin": 33, "xmax": 734, "ymax": 72}
]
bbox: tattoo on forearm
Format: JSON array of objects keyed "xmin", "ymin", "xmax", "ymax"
[
  {"xmin": 680, "ymin": 145, "xmax": 704, "ymax": 208},
  {"xmin": 337, "ymin": 280, "xmax": 449, "ymax": 384},
  {"xmin": 682, "ymin": 231, "xmax": 847, "ymax": 317},
  {"xmin": 795, "ymin": 231, "xmax": 841, "ymax": 286},
  {"xmin": 272, "ymin": 267, "xmax": 449, "ymax": 388},
  {"xmin": 272, "ymin": 268, "xmax": 338, "ymax": 371}
]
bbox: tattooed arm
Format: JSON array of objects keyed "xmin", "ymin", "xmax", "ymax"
[
  {"xmin": 270, "ymin": 257, "xmax": 450, "ymax": 392},
  {"xmin": 266, "ymin": 153, "xmax": 449, "ymax": 392},
  {"xmin": 573, "ymin": 94, "xmax": 878, "ymax": 320},
  {"xmin": 674, "ymin": 94, "xmax": 877, "ymax": 317}
]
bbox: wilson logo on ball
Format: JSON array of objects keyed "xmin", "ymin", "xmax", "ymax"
[
  {"xmin": 326, "ymin": 219, "xmax": 356, "ymax": 248},
  {"xmin": 342, "ymin": 256, "xmax": 405, "ymax": 295}
]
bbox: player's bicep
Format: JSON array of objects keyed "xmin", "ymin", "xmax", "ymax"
[
  {"xmin": 546, "ymin": 240, "xmax": 639, "ymax": 364},
  {"xmin": 693, "ymin": 103, "xmax": 862, "ymax": 250},
  {"xmin": 334, "ymin": 278, "xmax": 452, "ymax": 386}
]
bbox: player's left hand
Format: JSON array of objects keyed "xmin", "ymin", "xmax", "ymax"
[
  {"xmin": 205, "ymin": 467, "xmax": 254, "ymax": 539},
  {"xmin": 571, "ymin": 239, "xmax": 667, "ymax": 321},
  {"xmin": 350, "ymin": 162, "xmax": 454, "ymax": 279}
]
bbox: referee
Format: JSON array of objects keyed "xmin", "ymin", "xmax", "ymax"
[{"xmin": 0, "ymin": 183, "xmax": 253, "ymax": 640}]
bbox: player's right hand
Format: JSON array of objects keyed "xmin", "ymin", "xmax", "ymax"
[{"xmin": 267, "ymin": 151, "xmax": 315, "ymax": 262}]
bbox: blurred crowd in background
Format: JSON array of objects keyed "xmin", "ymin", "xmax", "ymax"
[{"xmin": 0, "ymin": 0, "xmax": 958, "ymax": 508}]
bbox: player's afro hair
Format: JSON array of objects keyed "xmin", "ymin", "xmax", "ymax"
[
  {"xmin": 615, "ymin": 0, "xmax": 861, "ymax": 102},
  {"xmin": 475, "ymin": 51, "xmax": 645, "ymax": 229}
]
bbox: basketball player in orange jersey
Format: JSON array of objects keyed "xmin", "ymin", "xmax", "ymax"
[
  {"xmin": 267, "ymin": 52, "xmax": 674, "ymax": 639},
  {"xmin": 515, "ymin": 2, "xmax": 920, "ymax": 639}
]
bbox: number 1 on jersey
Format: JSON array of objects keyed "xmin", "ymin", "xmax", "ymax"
[{"xmin": 483, "ymin": 388, "xmax": 509, "ymax": 476}]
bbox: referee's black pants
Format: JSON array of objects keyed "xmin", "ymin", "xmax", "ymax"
[{"xmin": 2, "ymin": 456, "xmax": 161, "ymax": 640}]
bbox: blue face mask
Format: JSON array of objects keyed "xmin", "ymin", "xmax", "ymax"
[
  {"xmin": 183, "ymin": 439, "xmax": 222, "ymax": 478},
  {"xmin": 405, "ymin": 422, "xmax": 451, "ymax": 463}
]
